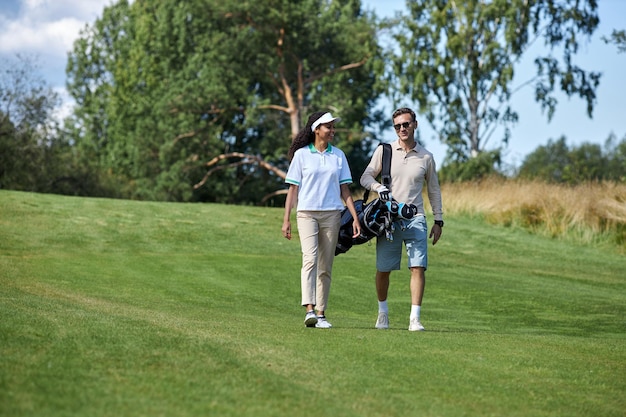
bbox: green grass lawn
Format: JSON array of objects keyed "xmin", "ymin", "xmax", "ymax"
[{"xmin": 1, "ymin": 190, "xmax": 624, "ymax": 417}]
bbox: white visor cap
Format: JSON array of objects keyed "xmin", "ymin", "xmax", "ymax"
[{"xmin": 311, "ymin": 112, "xmax": 341, "ymax": 132}]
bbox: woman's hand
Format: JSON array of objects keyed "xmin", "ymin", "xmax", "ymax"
[
  {"xmin": 352, "ymin": 220, "xmax": 362, "ymax": 238},
  {"xmin": 282, "ymin": 220, "xmax": 292, "ymax": 240}
]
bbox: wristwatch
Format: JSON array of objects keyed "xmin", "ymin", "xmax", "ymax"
[{"xmin": 434, "ymin": 220, "xmax": 444, "ymax": 227}]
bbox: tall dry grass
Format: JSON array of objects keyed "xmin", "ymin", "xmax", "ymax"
[{"xmin": 438, "ymin": 179, "xmax": 626, "ymax": 250}]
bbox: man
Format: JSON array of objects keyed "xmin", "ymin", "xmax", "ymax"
[{"xmin": 360, "ymin": 107, "xmax": 443, "ymax": 331}]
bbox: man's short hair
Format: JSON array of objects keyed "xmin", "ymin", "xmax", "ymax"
[{"xmin": 392, "ymin": 107, "xmax": 416, "ymax": 121}]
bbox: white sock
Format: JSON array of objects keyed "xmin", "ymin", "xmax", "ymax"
[
  {"xmin": 410, "ymin": 305, "xmax": 421, "ymax": 319},
  {"xmin": 378, "ymin": 300, "xmax": 388, "ymax": 314}
]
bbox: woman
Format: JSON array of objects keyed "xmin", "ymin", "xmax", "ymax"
[{"xmin": 282, "ymin": 111, "xmax": 361, "ymax": 328}]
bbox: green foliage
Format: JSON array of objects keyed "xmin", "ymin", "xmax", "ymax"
[
  {"xmin": 518, "ymin": 134, "xmax": 626, "ymax": 183},
  {"xmin": 603, "ymin": 29, "xmax": 626, "ymax": 53},
  {"xmin": 66, "ymin": 0, "xmax": 383, "ymax": 203},
  {"xmin": 0, "ymin": 55, "xmax": 72, "ymax": 193},
  {"xmin": 1, "ymin": 191, "xmax": 624, "ymax": 416},
  {"xmin": 386, "ymin": 0, "xmax": 601, "ymax": 163},
  {"xmin": 439, "ymin": 150, "xmax": 502, "ymax": 182}
]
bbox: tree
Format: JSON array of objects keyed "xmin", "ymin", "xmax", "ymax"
[
  {"xmin": 386, "ymin": 0, "xmax": 601, "ymax": 169},
  {"xmin": 0, "ymin": 54, "xmax": 64, "ymax": 192},
  {"xmin": 518, "ymin": 136, "xmax": 570, "ymax": 182},
  {"xmin": 518, "ymin": 135, "xmax": 625, "ymax": 183},
  {"xmin": 604, "ymin": 133, "xmax": 626, "ymax": 182},
  {"xmin": 190, "ymin": 0, "xmax": 385, "ymax": 203},
  {"xmin": 603, "ymin": 29, "xmax": 626, "ymax": 53},
  {"xmin": 66, "ymin": 0, "xmax": 384, "ymax": 203}
]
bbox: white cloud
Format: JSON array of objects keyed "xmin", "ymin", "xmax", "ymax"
[
  {"xmin": 0, "ymin": 0, "xmax": 112, "ymax": 89},
  {"xmin": 0, "ymin": 0, "xmax": 110, "ymax": 56},
  {"xmin": 0, "ymin": 17, "xmax": 86, "ymax": 56}
]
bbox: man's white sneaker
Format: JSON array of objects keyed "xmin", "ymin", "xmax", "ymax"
[
  {"xmin": 408, "ymin": 317, "xmax": 425, "ymax": 331},
  {"xmin": 315, "ymin": 316, "xmax": 332, "ymax": 328},
  {"xmin": 375, "ymin": 312, "xmax": 389, "ymax": 329},
  {"xmin": 304, "ymin": 311, "xmax": 318, "ymax": 327}
]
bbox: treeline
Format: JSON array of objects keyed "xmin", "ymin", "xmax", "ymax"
[
  {"xmin": 437, "ymin": 134, "xmax": 626, "ymax": 183},
  {"xmin": 518, "ymin": 135, "xmax": 625, "ymax": 183},
  {"xmin": 1, "ymin": 1, "xmax": 623, "ymax": 205}
]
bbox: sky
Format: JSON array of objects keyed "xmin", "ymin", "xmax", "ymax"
[{"xmin": 1, "ymin": 0, "xmax": 625, "ymax": 168}]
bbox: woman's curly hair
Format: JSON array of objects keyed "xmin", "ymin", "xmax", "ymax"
[{"xmin": 287, "ymin": 111, "xmax": 326, "ymax": 161}]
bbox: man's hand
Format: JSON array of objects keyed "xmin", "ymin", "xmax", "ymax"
[
  {"xmin": 378, "ymin": 186, "xmax": 392, "ymax": 202},
  {"xmin": 430, "ymin": 223, "xmax": 442, "ymax": 245}
]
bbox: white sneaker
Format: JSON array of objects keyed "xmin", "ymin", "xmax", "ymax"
[
  {"xmin": 304, "ymin": 311, "xmax": 318, "ymax": 327},
  {"xmin": 375, "ymin": 312, "xmax": 389, "ymax": 329},
  {"xmin": 408, "ymin": 317, "xmax": 425, "ymax": 331},
  {"xmin": 315, "ymin": 316, "xmax": 332, "ymax": 328}
]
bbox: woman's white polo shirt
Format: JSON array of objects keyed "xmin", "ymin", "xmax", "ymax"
[{"xmin": 285, "ymin": 143, "xmax": 352, "ymax": 211}]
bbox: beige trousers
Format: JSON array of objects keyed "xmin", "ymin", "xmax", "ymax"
[{"xmin": 296, "ymin": 210, "xmax": 341, "ymax": 312}]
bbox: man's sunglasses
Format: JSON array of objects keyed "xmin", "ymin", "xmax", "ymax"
[{"xmin": 393, "ymin": 121, "xmax": 412, "ymax": 131}]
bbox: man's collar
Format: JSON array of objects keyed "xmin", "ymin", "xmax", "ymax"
[{"xmin": 392, "ymin": 139, "xmax": 419, "ymax": 152}]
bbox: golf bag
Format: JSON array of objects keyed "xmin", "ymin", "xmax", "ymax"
[
  {"xmin": 335, "ymin": 144, "xmax": 392, "ymax": 256},
  {"xmin": 335, "ymin": 197, "xmax": 390, "ymax": 255}
]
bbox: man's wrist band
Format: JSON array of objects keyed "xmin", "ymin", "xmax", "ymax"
[{"xmin": 434, "ymin": 220, "xmax": 444, "ymax": 227}]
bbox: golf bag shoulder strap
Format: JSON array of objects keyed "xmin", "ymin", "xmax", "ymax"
[
  {"xmin": 363, "ymin": 143, "xmax": 392, "ymax": 202},
  {"xmin": 381, "ymin": 143, "xmax": 392, "ymax": 188}
]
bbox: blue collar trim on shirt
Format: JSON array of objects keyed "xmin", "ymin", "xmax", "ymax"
[{"xmin": 308, "ymin": 143, "xmax": 333, "ymax": 153}]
